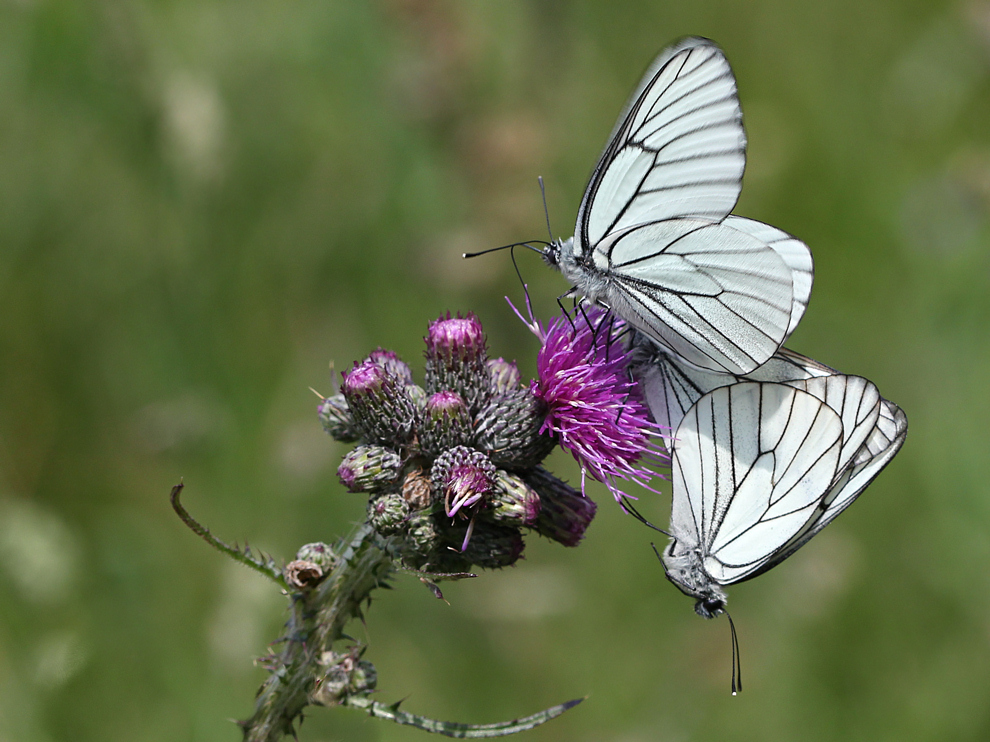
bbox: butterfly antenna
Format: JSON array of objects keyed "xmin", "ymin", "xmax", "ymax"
[
  {"xmin": 463, "ymin": 241, "xmax": 548, "ymax": 259},
  {"xmin": 622, "ymin": 496, "xmax": 672, "ymax": 538},
  {"xmin": 725, "ymin": 610, "xmax": 743, "ymax": 696},
  {"xmin": 538, "ymin": 176, "xmax": 553, "ymax": 242}
]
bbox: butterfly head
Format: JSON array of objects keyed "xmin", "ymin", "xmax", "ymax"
[{"xmin": 661, "ymin": 541, "xmax": 727, "ymax": 619}]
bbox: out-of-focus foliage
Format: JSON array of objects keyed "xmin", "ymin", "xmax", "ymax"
[{"xmin": 1, "ymin": 1, "xmax": 988, "ymax": 740}]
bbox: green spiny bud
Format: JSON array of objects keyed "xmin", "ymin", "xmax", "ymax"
[
  {"xmin": 523, "ymin": 467, "xmax": 597, "ymax": 547},
  {"xmin": 404, "ymin": 509, "xmax": 441, "ymax": 556},
  {"xmin": 486, "ymin": 469, "xmax": 541, "ymax": 527},
  {"xmin": 295, "ymin": 542, "xmax": 339, "ymax": 573},
  {"xmin": 475, "ymin": 388, "xmax": 556, "ymax": 470},
  {"xmin": 445, "ymin": 520, "xmax": 525, "ymax": 569},
  {"xmin": 487, "ymin": 357, "xmax": 521, "ymax": 393},
  {"xmin": 367, "ymin": 493, "xmax": 410, "ymax": 535},
  {"xmin": 342, "ymin": 359, "xmax": 418, "ymax": 447},
  {"xmin": 318, "ymin": 394, "xmax": 360, "ymax": 443},
  {"xmin": 420, "ymin": 390, "xmax": 473, "ymax": 456},
  {"xmin": 337, "ymin": 445, "xmax": 402, "ymax": 493},
  {"xmin": 367, "ymin": 348, "xmax": 413, "ymax": 386},
  {"xmin": 406, "ymin": 383, "xmax": 428, "ymax": 410}
]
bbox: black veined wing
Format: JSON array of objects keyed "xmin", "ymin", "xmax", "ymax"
[
  {"xmin": 630, "ymin": 338, "xmax": 833, "ymax": 442},
  {"xmin": 664, "ymin": 383, "xmax": 844, "ymax": 601},
  {"xmin": 659, "ymin": 377, "xmax": 906, "ymax": 610},
  {"xmin": 744, "ymin": 390, "xmax": 907, "ymax": 575},
  {"xmin": 544, "ymin": 38, "xmax": 813, "ymax": 375}
]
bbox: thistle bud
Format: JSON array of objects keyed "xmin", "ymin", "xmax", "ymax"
[
  {"xmin": 475, "ymin": 388, "xmax": 556, "ymax": 470},
  {"xmin": 424, "ymin": 313, "xmax": 491, "ymax": 413},
  {"xmin": 447, "ymin": 520, "xmax": 525, "ymax": 569},
  {"xmin": 367, "ymin": 493, "xmax": 410, "ymax": 535},
  {"xmin": 337, "ymin": 445, "xmax": 403, "ymax": 493},
  {"xmin": 312, "ymin": 651, "xmax": 377, "ymax": 707},
  {"xmin": 284, "ymin": 560, "xmax": 323, "ymax": 590},
  {"xmin": 406, "ymin": 383, "xmax": 428, "ymax": 410},
  {"xmin": 342, "ymin": 360, "xmax": 417, "ymax": 446},
  {"xmin": 368, "ymin": 348, "xmax": 414, "ymax": 386},
  {"xmin": 430, "ymin": 446, "xmax": 496, "ymax": 518},
  {"xmin": 487, "ymin": 357, "xmax": 521, "ymax": 393},
  {"xmin": 487, "ymin": 470, "xmax": 541, "ymax": 527},
  {"xmin": 296, "ymin": 542, "xmax": 339, "ymax": 573},
  {"xmin": 404, "ymin": 509, "xmax": 441, "ymax": 556},
  {"xmin": 318, "ymin": 394, "xmax": 360, "ymax": 443},
  {"xmin": 420, "ymin": 391, "xmax": 472, "ymax": 456},
  {"xmin": 523, "ymin": 467, "xmax": 597, "ymax": 547}
]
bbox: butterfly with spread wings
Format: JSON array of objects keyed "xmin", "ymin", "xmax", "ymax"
[{"xmin": 542, "ymin": 37, "xmax": 813, "ymax": 375}]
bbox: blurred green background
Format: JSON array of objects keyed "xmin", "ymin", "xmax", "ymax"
[{"xmin": 1, "ymin": 0, "xmax": 988, "ymax": 740}]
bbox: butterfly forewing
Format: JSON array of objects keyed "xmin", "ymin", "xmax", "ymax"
[{"xmin": 579, "ymin": 39, "xmax": 746, "ymax": 251}]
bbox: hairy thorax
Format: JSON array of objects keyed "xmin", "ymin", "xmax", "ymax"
[{"xmin": 661, "ymin": 542, "xmax": 727, "ymax": 619}]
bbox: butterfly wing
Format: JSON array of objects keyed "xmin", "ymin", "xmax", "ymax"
[
  {"xmin": 739, "ymin": 397, "xmax": 907, "ymax": 578},
  {"xmin": 722, "ymin": 216, "xmax": 814, "ymax": 337},
  {"xmin": 632, "ymin": 341, "xmax": 832, "ymax": 442},
  {"xmin": 576, "ymin": 38, "xmax": 747, "ymax": 249},
  {"xmin": 601, "ymin": 219, "xmax": 794, "ymax": 374},
  {"xmin": 671, "ymin": 382, "xmax": 844, "ymax": 584}
]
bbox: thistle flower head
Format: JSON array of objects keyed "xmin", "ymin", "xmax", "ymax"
[
  {"xmin": 425, "ymin": 313, "xmax": 486, "ymax": 363},
  {"xmin": 431, "ymin": 446, "xmax": 497, "ymax": 519},
  {"xmin": 487, "ymin": 357, "xmax": 521, "ymax": 393},
  {"xmin": 513, "ymin": 300, "xmax": 666, "ymax": 500},
  {"xmin": 368, "ymin": 348, "xmax": 414, "ymax": 385},
  {"xmin": 420, "ymin": 391, "xmax": 472, "ymax": 456},
  {"xmin": 342, "ymin": 358, "xmax": 417, "ymax": 445}
]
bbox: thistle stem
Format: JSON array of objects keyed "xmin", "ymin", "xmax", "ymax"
[
  {"xmin": 170, "ymin": 482, "xmax": 286, "ymax": 589},
  {"xmin": 173, "ymin": 485, "xmax": 583, "ymax": 740},
  {"xmin": 342, "ymin": 695, "xmax": 586, "ymax": 738},
  {"xmin": 241, "ymin": 524, "xmax": 392, "ymax": 742}
]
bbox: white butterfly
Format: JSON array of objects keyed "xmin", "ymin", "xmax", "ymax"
[
  {"xmin": 543, "ymin": 37, "xmax": 813, "ymax": 375},
  {"xmin": 631, "ymin": 370, "xmax": 906, "ymax": 618}
]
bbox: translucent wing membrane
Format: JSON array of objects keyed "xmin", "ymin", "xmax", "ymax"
[
  {"xmin": 602, "ymin": 219, "xmax": 794, "ymax": 374},
  {"xmin": 722, "ymin": 216, "xmax": 814, "ymax": 336}
]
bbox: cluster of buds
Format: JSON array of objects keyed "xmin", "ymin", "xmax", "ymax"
[{"xmin": 320, "ymin": 313, "xmax": 598, "ymax": 572}]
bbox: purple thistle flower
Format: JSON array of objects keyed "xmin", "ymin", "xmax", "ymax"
[
  {"xmin": 511, "ymin": 298, "xmax": 667, "ymax": 500},
  {"xmin": 445, "ymin": 465, "xmax": 491, "ymax": 519}
]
